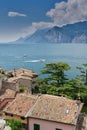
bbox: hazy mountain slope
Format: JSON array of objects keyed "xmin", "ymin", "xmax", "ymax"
[{"xmin": 16, "ymin": 21, "xmax": 87, "ymax": 43}]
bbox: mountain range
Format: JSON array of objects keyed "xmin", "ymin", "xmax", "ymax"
[{"xmin": 16, "ymin": 21, "xmax": 87, "ymax": 44}]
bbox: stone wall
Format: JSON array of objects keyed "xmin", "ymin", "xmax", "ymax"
[
  {"xmin": 0, "ymin": 79, "xmax": 34, "ymax": 95},
  {"xmin": 2, "ymin": 81, "xmax": 18, "ymax": 91},
  {"xmin": 76, "ymin": 113, "xmax": 87, "ymax": 130},
  {"xmin": 15, "ymin": 78, "xmax": 32, "ymax": 93}
]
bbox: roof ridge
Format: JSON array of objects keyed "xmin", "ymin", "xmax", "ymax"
[{"xmin": 25, "ymin": 95, "xmax": 39, "ymax": 117}]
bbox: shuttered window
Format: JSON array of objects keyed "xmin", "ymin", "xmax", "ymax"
[
  {"xmin": 34, "ymin": 124, "xmax": 40, "ymax": 130},
  {"xmin": 56, "ymin": 128, "xmax": 62, "ymax": 130}
]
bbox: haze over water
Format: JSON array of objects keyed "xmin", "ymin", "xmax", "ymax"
[{"xmin": 0, "ymin": 43, "xmax": 87, "ymax": 78}]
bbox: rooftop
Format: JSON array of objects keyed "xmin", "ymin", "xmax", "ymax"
[
  {"xmin": 0, "ymin": 89, "xmax": 16, "ymax": 100},
  {"xmin": 12, "ymin": 68, "xmax": 38, "ymax": 78},
  {"xmin": 4, "ymin": 94, "xmax": 38, "ymax": 117},
  {"xmin": 28, "ymin": 94, "xmax": 83, "ymax": 125},
  {"xmin": 3, "ymin": 94, "xmax": 83, "ymax": 125},
  {"xmin": 0, "ymin": 89, "xmax": 17, "ymax": 109},
  {"xmin": 7, "ymin": 68, "xmax": 38, "ymax": 83}
]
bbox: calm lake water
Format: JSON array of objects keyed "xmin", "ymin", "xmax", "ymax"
[{"xmin": 0, "ymin": 43, "xmax": 87, "ymax": 78}]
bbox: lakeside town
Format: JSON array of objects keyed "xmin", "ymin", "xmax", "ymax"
[
  {"xmin": 0, "ymin": 67, "xmax": 87, "ymax": 130},
  {"xmin": 0, "ymin": 0, "xmax": 87, "ymax": 130}
]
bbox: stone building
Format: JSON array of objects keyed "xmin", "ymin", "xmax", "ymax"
[
  {"xmin": 0, "ymin": 68, "xmax": 38, "ymax": 94},
  {"xmin": 7, "ymin": 68, "xmax": 38, "ymax": 93}
]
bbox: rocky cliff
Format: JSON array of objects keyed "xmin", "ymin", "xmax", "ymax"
[{"xmin": 16, "ymin": 21, "xmax": 87, "ymax": 43}]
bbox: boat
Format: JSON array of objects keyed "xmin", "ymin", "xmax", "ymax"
[
  {"xmin": 25, "ymin": 59, "xmax": 46, "ymax": 63},
  {"xmin": 39, "ymin": 59, "xmax": 46, "ymax": 62}
]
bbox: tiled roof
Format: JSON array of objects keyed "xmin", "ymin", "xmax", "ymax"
[
  {"xmin": 4, "ymin": 94, "xmax": 37, "ymax": 117},
  {"xmin": 28, "ymin": 94, "xmax": 83, "ymax": 125},
  {"xmin": 0, "ymin": 89, "xmax": 16, "ymax": 109},
  {"xmin": 0, "ymin": 99, "xmax": 13, "ymax": 109},
  {"xmin": 12, "ymin": 68, "xmax": 38, "ymax": 78},
  {"xmin": 0, "ymin": 89, "xmax": 16, "ymax": 100},
  {"xmin": 3, "ymin": 94, "xmax": 83, "ymax": 125}
]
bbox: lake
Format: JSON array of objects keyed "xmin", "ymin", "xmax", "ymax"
[{"xmin": 0, "ymin": 43, "xmax": 87, "ymax": 78}]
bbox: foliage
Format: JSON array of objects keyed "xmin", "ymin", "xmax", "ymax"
[
  {"xmin": 19, "ymin": 86, "xmax": 25, "ymax": 93},
  {"xmin": 40, "ymin": 62, "xmax": 71, "ymax": 87},
  {"xmin": 6, "ymin": 119, "xmax": 22, "ymax": 130},
  {"xmin": 37, "ymin": 62, "xmax": 72, "ymax": 97},
  {"xmin": 76, "ymin": 64, "xmax": 87, "ymax": 85},
  {"xmin": 81, "ymin": 105, "xmax": 87, "ymax": 114},
  {"xmin": 35, "ymin": 62, "xmax": 87, "ymax": 105}
]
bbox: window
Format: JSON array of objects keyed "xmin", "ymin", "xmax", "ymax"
[
  {"xmin": 34, "ymin": 124, "xmax": 40, "ymax": 130},
  {"xmin": 65, "ymin": 109, "xmax": 70, "ymax": 115},
  {"xmin": 56, "ymin": 128, "xmax": 62, "ymax": 130}
]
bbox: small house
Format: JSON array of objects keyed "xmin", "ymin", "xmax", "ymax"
[{"xmin": 27, "ymin": 95, "xmax": 83, "ymax": 130}]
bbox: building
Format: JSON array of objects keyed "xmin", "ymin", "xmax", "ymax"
[
  {"xmin": 3, "ymin": 68, "xmax": 38, "ymax": 93},
  {"xmin": 3, "ymin": 94, "xmax": 83, "ymax": 130},
  {"xmin": 0, "ymin": 68, "xmax": 38, "ymax": 94},
  {"xmin": 7, "ymin": 76, "xmax": 32, "ymax": 93},
  {"xmin": 3, "ymin": 93, "xmax": 38, "ymax": 129},
  {"xmin": 11, "ymin": 68, "xmax": 38, "ymax": 78},
  {"xmin": 0, "ymin": 89, "xmax": 16, "ymax": 115},
  {"xmin": 7, "ymin": 68, "xmax": 38, "ymax": 93},
  {"xmin": 27, "ymin": 94, "xmax": 83, "ymax": 130}
]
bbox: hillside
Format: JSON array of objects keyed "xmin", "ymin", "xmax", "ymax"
[{"xmin": 16, "ymin": 21, "xmax": 87, "ymax": 43}]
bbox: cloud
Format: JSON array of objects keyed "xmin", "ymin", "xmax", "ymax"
[
  {"xmin": 46, "ymin": 0, "xmax": 87, "ymax": 26},
  {"xmin": 8, "ymin": 11, "xmax": 27, "ymax": 17},
  {"xmin": 22, "ymin": 0, "xmax": 87, "ymax": 37},
  {"xmin": 32, "ymin": 22, "xmax": 54, "ymax": 29},
  {"xmin": 15, "ymin": 0, "xmax": 87, "ymax": 39}
]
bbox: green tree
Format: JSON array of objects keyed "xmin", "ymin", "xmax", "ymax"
[
  {"xmin": 36, "ymin": 62, "xmax": 71, "ymax": 94},
  {"xmin": 36, "ymin": 62, "xmax": 87, "ymax": 107},
  {"xmin": 76, "ymin": 64, "xmax": 87, "ymax": 85},
  {"xmin": 6, "ymin": 119, "xmax": 22, "ymax": 130},
  {"xmin": 41, "ymin": 62, "xmax": 71, "ymax": 87}
]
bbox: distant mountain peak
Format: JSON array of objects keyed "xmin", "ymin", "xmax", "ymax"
[{"xmin": 15, "ymin": 21, "xmax": 87, "ymax": 44}]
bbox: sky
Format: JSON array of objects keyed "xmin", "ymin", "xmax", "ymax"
[{"xmin": 0, "ymin": 0, "xmax": 87, "ymax": 43}]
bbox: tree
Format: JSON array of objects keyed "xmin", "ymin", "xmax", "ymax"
[
  {"xmin": 36, "ymin": 62, "xmax": 87, "ymax": 106},
  {"xmin": 6, "ymin": 119, "xmax": 22, "ymax": 130},
  {"xmin": 41, "ymin": 62, "xmax": 71, "ymax": 87},
  {"xmin": 76, "ymin": 64, "xmax": 87, "ymax": 85},
  {"xmin": 36, "ymin": 62, "xmax": 71, "ymax": 95}
]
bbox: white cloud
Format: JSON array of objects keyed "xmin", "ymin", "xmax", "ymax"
[
  {"xmin": 32, "ymin": 22, "xmax": 54, "ymax": 29},
  {"xmin": 6, "ymin": 0, "xmax": 87, "ymax": 42},
  {"xmin": 8, "ymin": 11, "xmax": 27, "ymax": 17},
  {"xmin": 22, "ymin": 0, "xmax": 87, "ymax": 38},
  {"xmin": 46, "ymin": 0, "xmax": 87, "ymax": 26}
]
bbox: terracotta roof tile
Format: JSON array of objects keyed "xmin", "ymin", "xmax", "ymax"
[
  {"xmin": 0, "ymin": 89, "xmax": 16, "ymax": 100},
  {"xmin": 29, "ymin": 94, "xmax": 83, "ymax": 125},
  {"xmin": 7, "ymin": 68, "xmax": 38, "ymax": 83},
  {"xmin": 3, "ymin": 94, "xmax": 83, "ymax": 125},
  {"xmin": 4, "ymin": 94, "xmax": 37, "ymax": 117},
  {"xmin": 12, "ymin": 68, "xmax": 38, "ymax": 78}
]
